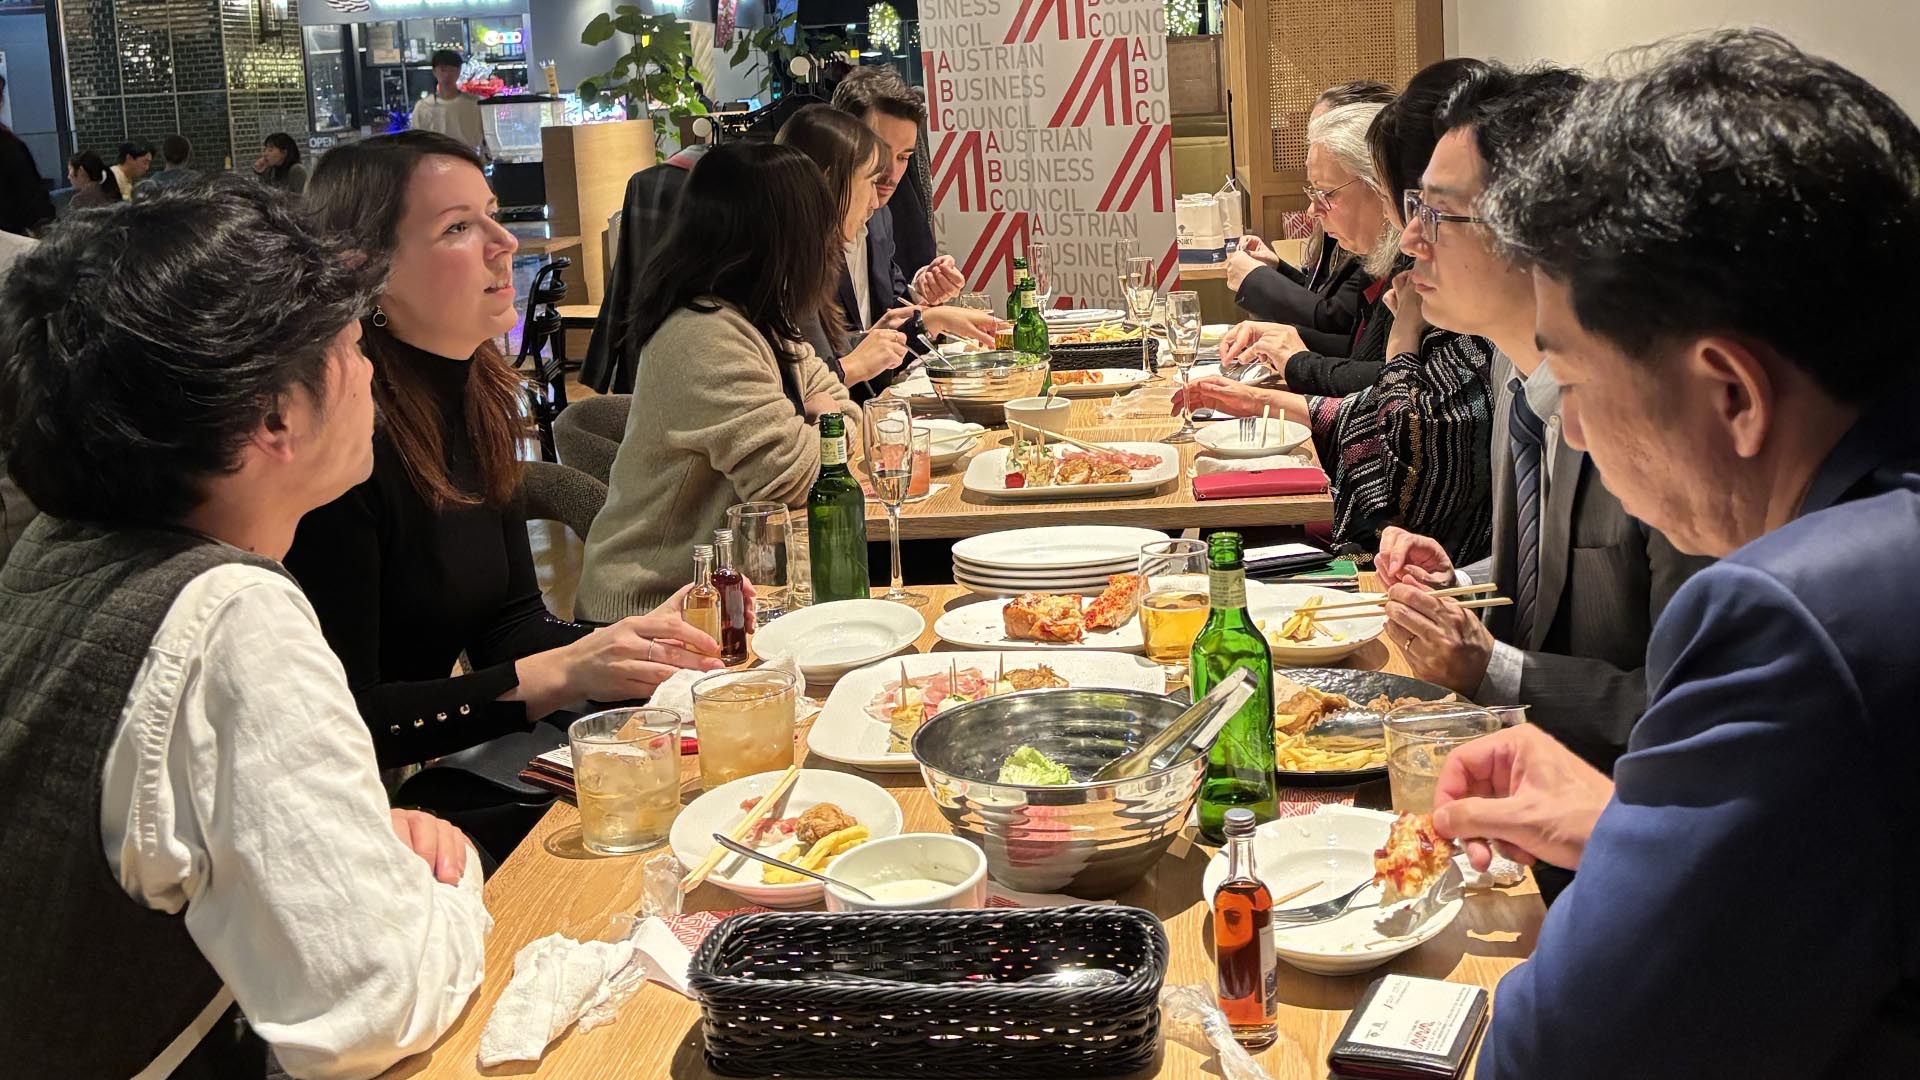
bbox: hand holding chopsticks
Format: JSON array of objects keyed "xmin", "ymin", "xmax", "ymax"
[
  {"xmin": 679, "ymin": 764, "xmax": 802, "ymax": 892},
  {"xmin": 1314, "ymin": 582, "xmax": 1513, "ymax": 621}
]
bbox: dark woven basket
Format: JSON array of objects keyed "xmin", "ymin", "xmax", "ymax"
[
  {"xmin": 1049, "ymin": 336, "xmax": 1160, "ymax": 370},
  {"xmin": 688, "ymin": 906, "xmax": 1169, "ymax": 1077}
]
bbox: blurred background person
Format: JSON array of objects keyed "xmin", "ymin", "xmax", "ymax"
[
  {"xmin": 110, "ymin": 140, "xmax": 151, "ymax": 201},
  {"xmin": 0, "ymin": 74, "xmax": 52, "ymax": 235},
  {"xmin": 411, "ymin": 49, "xmax": 487, "ymax": 156},
  {"xmin": 142, "ymin": 134, "xmax": 199, "ymax": 192},
  {"xmin": 253, "ymin": 132, "xmax": 307, "ymax": 193},
  {"xmin": 65, "ymin": 151, "xmax": 116, "ymax": 210}
]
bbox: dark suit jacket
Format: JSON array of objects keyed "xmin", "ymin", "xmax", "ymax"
[
  {"xmin": 1282, "ymin": 263, "xmax": 1401, "ymax": 396},
  {"xmin": 836, "ymin": 205, "xmax": 913, "ymax": 336},
  {"xmin": 0, "ymin": 127, "xmax": 52, "ymax": 236},
  {"xmin": 887, "ymin": 181, "xmax": 936, "ymax": 285},
  {"xmin": 582, "ymin": 146, "xmax": 708, "ymax": 393},
  {"xmin": 1482, "ymin": 398, "xmax": 1920, "ymax": 1079},
  {"xmin": 1235, "ymin": 242, "xmax": 1371, "ymax": 356},
  {"xmin": 1483, "ymin": 360, "xmax": 1710, "ymax": 770}
]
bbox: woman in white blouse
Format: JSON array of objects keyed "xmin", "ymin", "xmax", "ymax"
[{"xmin": 0, "ymin": 178, "xmax": 488, "ymax": 1078}]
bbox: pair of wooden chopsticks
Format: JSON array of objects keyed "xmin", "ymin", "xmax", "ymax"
[
  {"xmin": 1312, "ymin": 582, "xmax": 1514, "ymax": 621},
  {"xmin": 679, "ymin": 764, "xmax": 803, "ymax": 892},
  {"xmin": 1006, "ymin": 418, "xmax": 1116, "ymax": 455}
]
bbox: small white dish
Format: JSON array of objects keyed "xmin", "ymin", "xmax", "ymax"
[
  {"xmin": 671, "ymin": 769, "xmax": 903, "ymax": 908},
  {"xmin": 917, "ymin": 418, "xmax": 986, "ymax": 469},
  {"xmin": 823, "ymin": 833, "xmax": 989, "ymax": 911},
  {"xmin": 1248, "ymin": 584, "xmax": 1387, "ymax": 666},
  {"xmin": 1200, "ymin": 805, "xmax": 1464, "ymax": 976},
  {"xmin": 1196, "ymin": 418, "xmax": 1311, "ymax": 458},
  {"xmin": 1003, "ymin": 396, "xmax": 1073, "ymax": 437},
  {"xmin": 751, "ymin": 599, "xmax": 924, "ymax": 680}
]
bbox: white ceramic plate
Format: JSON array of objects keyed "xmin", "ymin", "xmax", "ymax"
[
  {"xmin": 1043, "ymin": 307, "xmax": 1124, "ymax": 326},
  {"xmin": 1247, "ymin": 584, "xmax": 1387, "ymax": 666},
  {"xmin": 932, "ymin": 596, "xmax": 1147, "ymax": 651},
  {"xmin": 1200, "ymin": 805, "xmax": 1464, "ymax": 975},
  {"xmin": 1043, "ymin": 368, "xmax": 1155, "ymax": 398},
  {"xmin": 890, "ymin": 373, "xmax": 938, "ymax": 400},
  {"xmin": 1195, "ymin": 418, "xmax": 1311, "ymax": 458},
  {"xmin": 917, "ymin": 418, "xmax": 987, "ymax": 469},
  {"xmin": 952, "ymin": 525, "xmax": 1170, "ymax": 572},
  {"xmin": 951, "ymin": 558, "xmax": 1134, "ymax": 582},
  {"xmin": 750, "ymin": 599, "xmax": 924, "ymax": 680},
  {"xmin": 962, "ymin": 443, "xmax": 1181, "ymax": 502},
  {"xmin": 952, "ymin": 570, "xmax": 1127, "ymax": 598},
  {"xmin": 1200, "ymin": 323, "xmax": 1233, "ymax": 345},
  {"xmin": 808, "ymin": 651, "xmax": 1167, "ymax": 770},
  {"xmin": 670, "ymin": 769, "xmax": 904, "ymax": 908}
]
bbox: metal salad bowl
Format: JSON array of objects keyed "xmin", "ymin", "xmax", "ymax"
[
  {"xmin": 910, "ymin": 688, "xmax": 1203, "ymax": 896},
  {"xmin": 922, "ymin": 351, "xmax": 1049, "ymax": 426}
]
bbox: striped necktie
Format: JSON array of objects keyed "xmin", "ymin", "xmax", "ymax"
[{"xmin": 1509, "ymin": 377, "xmax": 1546, "ymax": 642}]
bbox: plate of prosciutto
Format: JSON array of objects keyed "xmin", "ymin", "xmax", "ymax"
[{"xmin": 961, "ymin": 440, "xmax": 1180, "ymax": 501}]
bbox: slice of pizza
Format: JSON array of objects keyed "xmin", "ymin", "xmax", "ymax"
[
  {"xmin": 1372, "ymin": 812, "xmax": 1456, "ymax": 904},
  {"xmin": 1083, "ymin": 572, "xmax": 1143, "ymax": 631},
  {"xmin": 1003, "ymin": 593, "xmax": 1086, "ymax": 643}
]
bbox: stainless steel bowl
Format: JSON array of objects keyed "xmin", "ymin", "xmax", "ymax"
[
  {"xmin": 910, "ymin": 688, "xmax": 1201, "ymax": 896},
  {"xmin": 922, "ymin": 351, "xmax": 1050, "ymax": 426}
]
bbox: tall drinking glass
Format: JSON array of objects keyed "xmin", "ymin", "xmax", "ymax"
[
  {"xmin": 1384, "ymin": 702, "xmax": 1501, "ymax": 813},
  {"xmin": 1164, "ymin": 290, "xmax": 1203, "ymax": 443},
  {"xmin": 692, "ymin": 668, "xmax": 797, "ymax": 791},
  {"xmin": 726, "ymin": 501, "xmax": 790, "ymax": 620},
  {"xmin": 1029, "ymin": 241, "xmax": 1054, "ymax": 311},
  {"xmin": 863, "ymin": 398, "xmax": 928, "ymax": 607},
  {"xmin": 1124, "ymin": 255, "xmax": 1157, "ymax": 374},
  {"xmin": 569, "ymin": 707, "xmax": 682, "ymax": 855},
  {"xmin": 1138, "ymin": 538, "xmax": 1210, "ymax": 676}
]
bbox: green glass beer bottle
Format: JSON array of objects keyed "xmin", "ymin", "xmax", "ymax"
[
  {"xmin": 807, "ymin": 413, "xmax": 869, "ymax": 604},
  {"xmin": 1191, "ymin": 531, "xmax": 1279, "ymax": 842},
  {"xmin": 1005, "ymin": 255, "xmax": 1031, "ymax": 322}
]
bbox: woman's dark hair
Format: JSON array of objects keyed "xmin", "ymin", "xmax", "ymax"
[
  {"xmin": 262, "ymin": 132, "xmax": 302, "ymax": 182},
  {"xmin": 0, "ymin": 177, "xmax": 379, "ymax": 524},
  {"xmin": 627, "ymin": 141, "xmax": 840, "ymax": 400},
  {"xmin": 305, "ymin": 130, "xmax": 529, "ymax": 509},
  {"xmin": 776, "ymin": 104, "xmax": 886, "ymax": 350},
  {"xmin": 1369, "ymin": 58, "xmax": 1487, "ymax": 221},
  {"xmin": 1319, "ymin": 80, "xmax": 1395, "ymax": 109},
  {"xmin": 1484, "ymin": 28, "xmax": 1920, "ymax": 404},
  {"xmin": 69, "ymin": 150, "xmax": 116, "ymax": 199}
]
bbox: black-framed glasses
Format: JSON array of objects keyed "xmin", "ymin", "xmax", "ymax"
[
  {"xmin": 1403, "ymin": 189, "xmax": 1484, "ymax": 239},
  {"xmin": 1302, "ymin": 175, "xmax": 1365, "ymax": 211}
]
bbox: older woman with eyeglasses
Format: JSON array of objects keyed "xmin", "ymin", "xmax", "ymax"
[
  {"xmin": 1218, "ymin": 101, "xmax": 1407, "ymax": 396},
  {"xmin": 1180, "ymin": 60, "xmax": 1497, "ymax": 565}
]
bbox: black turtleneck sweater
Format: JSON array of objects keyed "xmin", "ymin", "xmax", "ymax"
[{"xmin": 285, "ymin": 341, "xmax": 589, "ymax": 767}]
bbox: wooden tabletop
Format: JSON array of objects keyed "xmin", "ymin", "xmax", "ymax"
[
  {"xmin": 862, "ymin": 396, "xmax": 1335, "ymax": 540},
  {"xmin": 380, "ymin": 582, "xmax": 1543, "ymax": 1080}
]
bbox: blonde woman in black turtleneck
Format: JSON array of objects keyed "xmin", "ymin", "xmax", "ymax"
[{"xmin": 287, "ymin": 133, "xmax": 722, "ymax": 854}]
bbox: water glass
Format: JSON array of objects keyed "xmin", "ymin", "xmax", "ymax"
[
  {"xmin": 692, "ymin": 668, "xmax": 798, "ymax": 791},
  {"xmin": 1029, "ymin": 240, "xmax": 1053, "ymax": 310},
  {"xmin": 569, "ymin": 707, "xmax": 682, "ymax": 855},
  {"xmin": 786, "ymin": 526, "xmax": 812, "ymax": 609},
  {"xmin": 726, "ymin": 501, "xmax": 790, "ymax": 620},
  {"xmin": 1384, "ymin": 702, "xmax": 1501, "ymax": 813},
  {"xmin": 908, "ymin": 428, "xmax": 932, "ymax": 499},
  {"xmin": 1138, "ymin": 539, "xmax": 1209, "ymax": 673},
  {"xmin": 1124, "ymin": 256, "xmax": 1157, "ymax": 373}
]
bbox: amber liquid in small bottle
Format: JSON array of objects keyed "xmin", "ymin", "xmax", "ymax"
[
  {"xmin": 684, "ymin": 546, "xmax": 722, "ymax": 654},
  {"xmin": 1214, "ymin": 807, "xmax": 1278, "ymax": 1047},
  {"xmin": 710, "ymin": 530, "xmax": 750, "ymax": 665}
]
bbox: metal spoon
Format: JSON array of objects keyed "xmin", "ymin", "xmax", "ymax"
[{"xmin": 708, "ymin": 833, "xmax": 878, "ymax": 900}]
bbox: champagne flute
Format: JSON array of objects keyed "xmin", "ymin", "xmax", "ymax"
[
  {"xmin": 1029, "ymin": 241, "xmax": 1054, "ymax": 312},
  {"xmin": 1124, "ymin": 255, "xmax": 1157, "ymax": 374},
  {"xmin": 1164, "ymin": 290, "xmax": 1203, "ymax": 444},
  {"xmin": 862, "ymin": 399, "xmax": 928, "ymax": 608}
]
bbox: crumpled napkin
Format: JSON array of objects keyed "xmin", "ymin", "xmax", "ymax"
[
  {"xmin": 1096, "ymin": 381, "xmax": 1177, "ymax": 421},
  {"xmin": 1192, "ymin": 453, "xmax": 1311, "ymax": 476},
  {"xmin": 476, "ymin": 916, "xmax": 696, "ymax": 1067}
]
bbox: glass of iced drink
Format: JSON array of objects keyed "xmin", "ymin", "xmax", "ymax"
[
  {"xmin": 1384, "ymin": 702, "xmax": 1501, "ymax": 813},
  {"xmin": 692, "ymin": 668, "xmax": 798, "ymax": 791},
  {"xmin": 568, "ymin": 707, "xmax": 683, "ymax": 856}
]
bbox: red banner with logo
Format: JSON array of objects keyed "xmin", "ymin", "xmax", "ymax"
[{"xmin": 921, "ymin": 0, "xmax": 1176, "ymax": 310}]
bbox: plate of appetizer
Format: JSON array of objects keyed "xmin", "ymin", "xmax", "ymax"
[
  {"xmin": 1040, "ymin": 368, "xmax": 1155, "ymax": 398},
  {"xmin": 808, "ymin": 651, "xmax": 1167, "ymax": 770},
  {"xmin": 962, "ymin": 440, "xmax": 1180, "ymax": 501},
  {"xmin": 1257, "ymin": 667, "xmax": 1460, "ymax": 785},
  {"xmin": 669, "ymin": 769, "xmax": 903, "ymax": 907},
  {"xmin": 932, "ymin": 574, "xmax": 1147, "ymax": 650},
  {"xmin": 1248, "ymin": 584, "xmax": 1388, "ymax": 665}
]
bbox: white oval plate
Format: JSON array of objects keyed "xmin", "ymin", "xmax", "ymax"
[
  {"xmin": 751, "ymin": 599, "xmax": 924, "ymax": 680},
  {"xmin": 963, "ymin": 443, "xmax": 1181, "ymax": 502},
  {"xmin": 1196, "ymin": 418, "xmax": 1311, "ymax": 458},
  {"xmin": 670, "ymin": 770, "xmax": 903, "ymax": 908},
  {"xmin": 1200, "ymin": 805, "xmax": 1463, "ymax": 976},
  {"xmin": 952, "ymin": 570, "xmax": 1130, "ymax": 598},
  {"xmin": 1043, "ymin": 368, "xmax": 1155, "ymax": 398},
  {"xmin": 952, "ymin": 526, "xmax": 1171, "ymax": 572},
  {"xmin": 808, "ymin": 651, "xmax": 1168, "ymax": 770},
  {"xmin": 932, "ymin": 595, "xmax": 1146, "ymax": 651},
  {"xmin": 1043, "ymin": 307, "xmax": 1124, "ymax": 325},
  {"xmin": 1248, "ymin": 584, "xmax": 1387, "ymax": 666}
]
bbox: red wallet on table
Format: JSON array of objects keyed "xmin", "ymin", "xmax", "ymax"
[{"xmin": 1192, "ymin": 467, "xmax": 1330, "ymax": 500}]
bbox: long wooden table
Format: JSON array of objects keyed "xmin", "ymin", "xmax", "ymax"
[
  {"xmin": 862, "ymin": 397, "xmax": 1335, "ymax": 539},
  {"xmin": 381, "ymin": 583, "xmax": 1543, "ymax": 1079}
]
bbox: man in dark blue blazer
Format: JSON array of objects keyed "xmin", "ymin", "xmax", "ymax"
[{"xmin": 1430, "ymin": 30, "xmax": 1920, "ymax": 1079}]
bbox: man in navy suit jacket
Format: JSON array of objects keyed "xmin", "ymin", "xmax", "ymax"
[{"xmin": 1432, "ymin": 30, "xmax": 1920, "ymax": 1078}]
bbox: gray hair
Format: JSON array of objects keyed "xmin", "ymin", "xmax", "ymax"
[{"xmin": 1307, "ymin": 102, "xmax": 1400, "ymax": 276}]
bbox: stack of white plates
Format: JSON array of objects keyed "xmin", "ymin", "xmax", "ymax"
[{"xmin": 951, "ymin": 525, "xmax": 1170, "ymax": 596}]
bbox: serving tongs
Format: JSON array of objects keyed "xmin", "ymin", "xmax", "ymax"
[{"xmin": 1090, "ymin": 668, "xmax": 1256, "ymax": 782}]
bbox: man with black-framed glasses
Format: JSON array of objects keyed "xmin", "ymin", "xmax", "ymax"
[{"xmin": 1374, "ymin": 62, "xmax": 1710, "ymax": 788}]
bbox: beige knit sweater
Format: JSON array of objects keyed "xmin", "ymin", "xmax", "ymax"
[{"xmin": 576, "ymin": 302, "xmax": 861, "ymax": 620}]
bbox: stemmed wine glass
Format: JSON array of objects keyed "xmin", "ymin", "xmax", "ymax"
[
  {"xmin": 1029, "ymin": 241, "xmax": 1053, "ymax": 312},
  {"xmin": 862, "ymin": 398, "xmax": 928, "ymax": 608},
  {"xmin": 1164, "ymin": 290, "xmax": 1203, "ymax": 443},
  {"xmin": 1124, "ymin": 256, "xmax": 1157, "ymax": 374}
]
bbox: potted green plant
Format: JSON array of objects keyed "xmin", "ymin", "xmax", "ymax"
[{"xmin": 578, "ymin": 7, "xmax": 709, "ymax": 143}]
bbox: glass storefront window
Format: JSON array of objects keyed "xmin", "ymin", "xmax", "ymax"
[{"xmin": 304, "ymin": 26, "xmax": 351, "ymax": 133}]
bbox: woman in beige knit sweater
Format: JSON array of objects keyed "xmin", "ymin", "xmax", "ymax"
[{"xmin": 577, "ymin": 142, "xmax": 864, "ymax": 621}]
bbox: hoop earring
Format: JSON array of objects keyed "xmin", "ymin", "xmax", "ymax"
[{"xmin": 371, "ymin": 307, "xmax": 388, "ymax": 328}]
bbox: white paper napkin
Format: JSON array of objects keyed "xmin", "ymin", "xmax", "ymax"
[
  {"xmin": 476, "ymin": 916, "xmax": 695, "ymax": 1067},
  {"xmin": 1193, "ymin": 453, "xmax": 1311, "ymax": 476}
]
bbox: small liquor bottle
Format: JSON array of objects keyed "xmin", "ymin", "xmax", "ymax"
[
  {"xmin": 710, "ymin": 529, "xmax": 750, "ymax": 665},
  {"xmin": 683, "ymin": 545, "xmax": 722, "ymax": 652},
  {"xmin": 1213, "ymin": 807, "xmax": 1278, "ymax": 1047}
]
